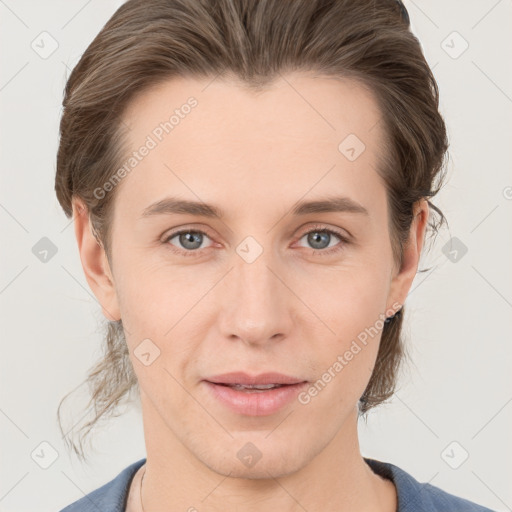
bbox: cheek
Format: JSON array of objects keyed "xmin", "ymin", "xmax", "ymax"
[
  {"xmin": 112, "ymin": 252, "xmax": 183, "ymax": 332},
  {"xmin": 300, "ymin": 265, "xmax": 389, "ymax": 399},
  {"xmin": 113, "ymin": 260, "xmax": 209, "ymax": 385},
  {"xmin": 307, "ymin": 260, "xmax": 390, "ymax": 340},
  {"xmin": 299, "ymin": 304, "xmax": 383, "ymax": 413}
]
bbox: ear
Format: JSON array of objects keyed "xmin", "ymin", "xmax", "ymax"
[
  {"xmin": 72, "ymin": 197, "xmax": 121, "ymax": 322},
  {"xmin": 386, "ymin": 199, "xmax": 429, "ymax": 313}
]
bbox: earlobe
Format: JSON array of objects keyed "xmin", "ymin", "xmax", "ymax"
[
  {"xmin": 386, "ymin": 199, "xmax": 429, "ymax": 312},
  {"xmin": 71, "ymin": 197, "xmax": 121, "ymax": 322}
]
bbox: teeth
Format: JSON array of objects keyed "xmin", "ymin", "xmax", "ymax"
[{"xmin": 229, "ymin": 383, "xmax": 284, "ymax": 391}]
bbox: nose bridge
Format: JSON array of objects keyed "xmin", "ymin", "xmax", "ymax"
[{"xmin": 219, "ymin": 242, "xmax": 290, "ymax": 344}]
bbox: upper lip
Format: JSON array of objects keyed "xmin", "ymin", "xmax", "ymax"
[{"xmin": 205, "ymin": 372, "xmax": 307, "ymax": 386}]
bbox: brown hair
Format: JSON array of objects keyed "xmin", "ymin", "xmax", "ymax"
[{"xmin": 55, "ymin": 0, "xmax": 448, "ymax": 460}]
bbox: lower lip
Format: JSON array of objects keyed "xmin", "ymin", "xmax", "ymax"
[{"xmin": 203, "ymin": 381, "xmax": 308, "ymax": 416}]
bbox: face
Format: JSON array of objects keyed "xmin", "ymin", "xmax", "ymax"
[{"xmin": 75, "ymin": 72, "xmax": 426, "ymax": 479}]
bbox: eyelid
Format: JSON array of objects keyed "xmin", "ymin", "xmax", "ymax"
[
  {"xmin": 297, "ymin": 223, "xmax": 355, "ymax": 245},
  {"xmin": 162, "ymin": 222, "xmax": 352, "ymax": 256},
  {"xmin": 162, "ymin": 226, "xmax": 217, "ymax": 250},
  {"xmin": 297, "ymin": 222, "xmax": 352, "ymax": 241},
  {"xmin": 161, "ymin": 223, "xmax": 215, "ymax": 242},
  {"xmin": 294, "ymin": 223, "xmax": 352, "ymax": 256}
]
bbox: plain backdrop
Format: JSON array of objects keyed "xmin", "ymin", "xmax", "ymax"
[{"xmin": 1, "ymin": 1, "xmax": 511, "ymax": 511}]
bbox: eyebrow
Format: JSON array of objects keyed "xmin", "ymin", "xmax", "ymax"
[{"xmin": 140, "ymin": 195, "xmax": 369, "ymax": 219}]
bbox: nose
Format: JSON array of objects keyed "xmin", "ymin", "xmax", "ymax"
[{"xmin": 217, "ymin": 246, "xmax": 294, "ymax": 347}]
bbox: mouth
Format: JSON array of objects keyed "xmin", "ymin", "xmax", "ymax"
[
  {"xmin": 205, "ymin": 371, "xmax": 307, "ymax": 386},
  {"xmin": 203, "ymin": 372, "xmax": 308, "ymax": 416},
  {"xmin": 210, "ymin": 382, "xmax": 292, "ymax": 392}
]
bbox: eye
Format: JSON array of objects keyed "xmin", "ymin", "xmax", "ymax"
[
  {"xmin": 162, "ymin": 224, "xmax": 350, "ymax": 258},
  {"xmin": 296, "ymin": 224, "xmax": 350, "ymax": 256},
  {"xmin": 163, "ymin": 229, "xmax": 214, "ymax": 256}
]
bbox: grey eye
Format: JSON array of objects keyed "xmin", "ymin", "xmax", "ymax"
[
  {"xmin": 179, "ymin": 232, "xmax": 203, "ymax": 250},
  {"xmin": 298, "ymin": 229, "xmax": 342, "ymax": 251},
  {"xmin": 307, "ymin": 231, "xmax": 332, "ymax": 250},
  {"xmin": 167, "ymin": 230, "xmax": 209, "ymax": 251}
]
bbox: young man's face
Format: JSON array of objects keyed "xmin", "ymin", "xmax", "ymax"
[{"xmin": 76, "ymin": 72, "xmax": 426, "ymax": 478}]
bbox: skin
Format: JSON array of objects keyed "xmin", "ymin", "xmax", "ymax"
[{"xmin": 73, "ymin": 72, "xmax": 428, "ymax": 512}]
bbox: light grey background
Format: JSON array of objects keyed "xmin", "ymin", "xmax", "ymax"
[{"xmin": 1, "ymin": 1, "xmax": 511, "ymax": 511}]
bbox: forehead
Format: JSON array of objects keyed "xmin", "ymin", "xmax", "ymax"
[
  {"xmin": 122, "ymin": 71, "xmax": 383, "ymax": 145},
  {"xmin": 116, "ymin": 72, "xmax": 387, "ymax": 218}
]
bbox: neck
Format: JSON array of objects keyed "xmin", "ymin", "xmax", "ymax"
[{"xmin": 139, "ymin": 395, "xmax": 395, "ymax": 512}]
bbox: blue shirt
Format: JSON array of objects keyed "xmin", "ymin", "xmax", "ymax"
[{"xmin": 60, "ymin": 457, "xmax": 497, "ymax": 511}]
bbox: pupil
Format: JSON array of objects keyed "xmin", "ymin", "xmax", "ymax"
[
  {"xmin": 181, "ymin": 232, "xmax": 202, "ymax": 250},
  {"xmin": 309, "ymin": 231, "xmax": 329, "ymax": 249}
]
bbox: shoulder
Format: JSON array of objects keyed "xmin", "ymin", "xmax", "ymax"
[
  {"xmin": 364, "ymin": 458, "xmax": 497, "ymax": 512},
  {"xmin": 59, "ymin": 458, "xmax": 146, "ymax": 512}
]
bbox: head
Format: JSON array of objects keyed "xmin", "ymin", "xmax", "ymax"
[{"xmin": 56, "ymin": 0, "xmax": 448, "ymax": 468}]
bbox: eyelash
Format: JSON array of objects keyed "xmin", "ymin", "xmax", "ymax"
[{"xmin": 162, "ymin": 224, "xmax": 350, "ymax": 258}]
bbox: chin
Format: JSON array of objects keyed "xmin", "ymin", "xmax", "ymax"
[{"xmin": 198, "ymin": 440, "xmax": 310, "ymax": 480}]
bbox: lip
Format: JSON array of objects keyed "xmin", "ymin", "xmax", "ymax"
[
  {"xmin": 205, "ymin": 372, "xmax": 306, "ymax": 386},
  {"xmin": 203, "ymin": 372, "xmax": 308, "ymax": 416}
]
